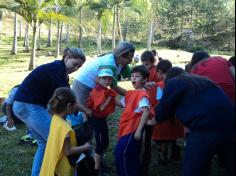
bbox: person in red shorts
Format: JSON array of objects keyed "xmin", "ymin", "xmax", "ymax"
[
  {"xmin": 150, "ymin": 60, "xmax": 184, "ymax": 166},
  {"xmin": 190, "ymin": 51, "xmax": 235, "ymax": 104},
  {"xmin": 87, "ymin": 67, "xmax": 118, "ymax": 175}
]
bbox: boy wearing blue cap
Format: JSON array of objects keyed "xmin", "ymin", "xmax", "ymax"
[{"xmin": 87, "ymin": 67, "xmax": 118, "ymax": 175}]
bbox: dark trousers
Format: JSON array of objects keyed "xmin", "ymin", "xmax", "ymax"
[
  {"xmin": 115, "ymin": 133, "xmax": 141, "ymax": 176},
  {"xmin": 91, "ymin": 117, "xmax": 109, "ymax": 155},
  {"xmin": 183, "ymin": 131, "xmax": 235, "ymax": 176},
  {"xmin": 140, "ymin": 125, "xmax": 153, "ymax": 176}
]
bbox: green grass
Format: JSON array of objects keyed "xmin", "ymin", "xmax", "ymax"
[{"xmin": 0, "ymin": 35, "xmax": 229, "ymax": 176}]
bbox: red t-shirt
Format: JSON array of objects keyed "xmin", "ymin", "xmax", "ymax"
[
  {"xmin": 87, "ymin": 84, "xmax": 117, "ymax": 118},
  {"xmin": 148, "ymin": 66, "xmax": 159, "ymax": 82},
  {"xmin": 147, "ymin": 81, "xmax": 184, "ymax": 140},
  {"xmin": 191, "ymin": 57, "xmax": 235, "ymax": 104}
]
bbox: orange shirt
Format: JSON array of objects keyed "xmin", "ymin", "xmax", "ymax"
[
  {"xmin": 118, "ymin": 90, "xmax": 154, "ymax": 139},
  {"xmin": 148, "ymin": 66, "xmax": 159, "ymax": 82},
  {"xmin": 87, "ymin": 84, "xmax": 117, "ymax": 118}
]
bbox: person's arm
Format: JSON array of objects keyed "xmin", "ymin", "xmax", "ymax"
[
  {"xmin": 63, "ymin": 136, "xmax": 92, "ymax": 156},
  {"xmin": 229, "ymin": 66, "xmax": 235, "ymax": 80},
  {"xmin": 111, "ymin": 85, "xmax": 127, "ymax": 96},
  {"xmin": 6, "ymin": 103, "xmax": 15, "ymax": 128},
  {"xmin": 134, "ymin": 107, "xmax": 149, "ymax": 140},
  {"xmin": 74, "ymin": 104, "xmax": 92, "ymax": 117},
  {"xmin": 155, "ymin": 79, "xmax": 184, "ymax": 123},
  {"xmin": 99, "ymin": 96, "xmax": 112, "ymax": 111},
  {"xmin": 115, "ymin": 96, "xmax": 123, "ymax": 108}
]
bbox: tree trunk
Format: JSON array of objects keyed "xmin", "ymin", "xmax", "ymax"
[
  {"xmin": 147, "ymin": 20, "xmax": 154, "ymax": 50},
  {"xmin": 19, "ymin": 20, "xmax": 22, "ymax": 39},
  {"xmin": 56, "ymin": 21, "xmax": 60, "ymax": 58},
  {"xmin": 11, "ymin": 12, "xmax": 17, "ymax": 54},
  {"xmin": 0, "ymin": 10, "xmax": 3, "ymax": 45},
  {"xmin": 112, "ymin": 6, "xmax": 116, "ymax": 49},
  {"xmin": 29, "ymin": 22, "xmax": 37, "ymax": 70},
  {"xmin": 78, "ymin": 8, "xmax": 83, "ymax": 48},
  {"xmin": 97, "ymin": 17, "xmax": 102, "ymax": 54},
  {"xmin": 116, "ymin": 3, "xmax": 123, "ymax": 42},
  {"xmin": 37, "ymin": 23, "xmax": 41, "ymax": 50},
  {"xmin": 66, "ymin": 23, "xmax": 70, "ymax": 47},
  {"xmin": 181, "ymin": 0, "xmax": 184, "ymax": 32},
  {"xmin": 123, "ymin": 21, "xmax": 128, "ymax": 41},
  {"xmin": 60, "ymin": 21, "xmax": 64, "ymax": 51},
  {"xmin": 47, "ymin": 19, "xmax": 52, "ymax": 47},
  {"xmin": 24, "ymin": 22, "xmax": 29, "ymax": 52}
]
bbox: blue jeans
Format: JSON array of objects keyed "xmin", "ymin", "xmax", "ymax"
[
  {"xmin": 13, "ymin": 101, "xmax": 51, "ymax": 176},
  {"xmin": 183, "ymin": 131, "xmax": 235, "ymax": 176}
]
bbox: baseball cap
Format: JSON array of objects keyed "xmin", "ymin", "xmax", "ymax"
[{"xmin": 98, "ymin": 68, "xmax": 114, "ymax": 78}]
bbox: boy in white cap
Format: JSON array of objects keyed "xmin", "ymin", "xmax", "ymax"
[{"xmin": 87, "ymin": 67, "xmax": 118, "ymax": 175}]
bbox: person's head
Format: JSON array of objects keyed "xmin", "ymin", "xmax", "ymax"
[
  {"xmin": 97, "ymin": 68, "xmax": 114, "ymax": 88},
  {"xmin": 185, "ymin": 63, "xmax": 191, "ymax": 73},
  {"xmin": 141, "ymin": 50, "xmax": 156, "ymax": 69},
  {"xmin": 229, "ymin": 56, "xmax": 235, "ymax": 67},
  {"xmin": 48, "ymin": 87, "xmax": 77, "ymax": 117},
  {"xmin": 62, "ymin": 47, "xmax": 86, "ymax": 74},
  {"xmin": 166, "ymin": 67, "xmax": 186, "ymax": 81},
  {"xmin": 131, "ymin": 65, "xmax": 149, "ymax": 89},
  {"xmin": 113, "ymin": 41, "xmax": 135, "ymax": 66},
  {"xmin": 190, "ymin": 50, "xmax": 210, "ymax": 69},
  {"xmin": 151, "ymin": 49, "xmax": 157, "ymax": 57},
  {"xmin": 156, "ymin": 59, "xmax": 172, "ymax": 80}
]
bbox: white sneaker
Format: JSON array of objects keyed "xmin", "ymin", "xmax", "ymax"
[
  {"xmin": 0, "ymin": 115, "xmax": 8, "ymax": 124},
  {"xmin": 3, "ymin": 120, "xmax": 16, "ymax": 131}
]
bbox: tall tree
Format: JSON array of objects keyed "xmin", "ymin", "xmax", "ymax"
[
  {"xmin": 24, "ymin": 22, "xmax": 29, "ymax": 52},
  {"xmin": 46, "ymin": 19, "xmax": 52, "ymax": 47},
  {"xmin": 11, "ymin": 12, "xmax": 17, "ymax": 54},
  {"xmin": 0, "ymin": 0, "xmax": 68, "ymax": 70}
]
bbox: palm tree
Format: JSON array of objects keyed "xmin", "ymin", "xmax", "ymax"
[
  {"xmin": 0, "ymin": 0, "xmax": 68, "ymax": 70},
  {"xmin": 88, "ymin": 0, "xmax": 112, "ymax": 54},
  {"xmin": 11, "ymin": 12, "xmax": 17, "ymax": 54},
  {"xmin": 0, "ymin": 9, "xmax": 3, "ymax": 44},
  {"xmin": 24, "ymin": 22, "xmax": 29, "ymax": 52}
]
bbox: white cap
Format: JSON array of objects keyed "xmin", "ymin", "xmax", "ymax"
[{"xmin": 98, "ymin": 68, "xmax": 114, "ymax": 78}]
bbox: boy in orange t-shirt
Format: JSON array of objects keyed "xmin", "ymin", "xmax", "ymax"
[
  {"xmin": 87, "ymin": 68, "xmax": 117, "ymax": 175},
  {"xmin": 114, "ymin": 65, "xmax": 154, "ymax": 176}
]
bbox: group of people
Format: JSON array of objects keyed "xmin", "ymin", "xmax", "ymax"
[{"xmin": 1, "ymin": 41, "xmax": 235, "ymax": 176}]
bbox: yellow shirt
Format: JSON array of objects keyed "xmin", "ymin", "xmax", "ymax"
[{"xmin": 40, "ymin": 115, "xmax": 77, "ymax": 176}]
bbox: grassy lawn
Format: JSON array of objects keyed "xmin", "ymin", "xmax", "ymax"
[{"xmin": 0, "ymin": 35, "xmax": 229, "ymax": 176}]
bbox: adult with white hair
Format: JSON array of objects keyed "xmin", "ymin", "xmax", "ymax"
[{"xmin": 72, "ymin": 41, "xmax": 135, "ymax": 106}]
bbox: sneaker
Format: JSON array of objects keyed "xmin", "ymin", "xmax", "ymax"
[
  {"xmin": 19, "ymin": 134, "xmax": 35, "ymax": 145},
  {"xmin": 0, "ymin": 115, "xmax": 7, "ymax": 124},
  {"xmin": 3, "ymin": 120, "xmax": 16, "ymax": 131},
  {"xmin": 31, "ymin": 139, "xmax": 38, "ymax": 146}
]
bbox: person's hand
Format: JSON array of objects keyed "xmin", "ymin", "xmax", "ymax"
[
  {"xmin": 84, "ymin": 142, "xmax": 93, "ymax": 151},
  {"xmin": 145, "ymin": 82, "xmax": 156, "ymax": 89},
  {"xmin": 84, "ymin": 109, "xmax": 92, "ymax": 117},
  {"xmin": 134, "ymin": 131, "xmax": 142, "ymax": 140},
  {"xmin": 7, "ymin": 118, "xmax": 15, "ymax": 128},
  {"xmin": 147, "ymin": 118, "xmax": 157, "ymax": 126}
]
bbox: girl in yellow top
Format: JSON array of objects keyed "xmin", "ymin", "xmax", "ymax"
[{"xmin": 40, "ymin": 87, "xmax": 92, "ymax": 176}]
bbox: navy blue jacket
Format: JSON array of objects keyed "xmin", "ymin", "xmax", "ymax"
[
  {"xmin": 155, "ymin": 75, "xmax": 235, "ymax": 133},
  {"xmin": 14, "ymin": 60, "xmax": 69, "ymax": 108}
]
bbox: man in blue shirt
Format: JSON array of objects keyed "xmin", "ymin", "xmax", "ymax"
[{"xmin": 150, "ymin": 67, "xmax": 235, "ymax": 176}]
